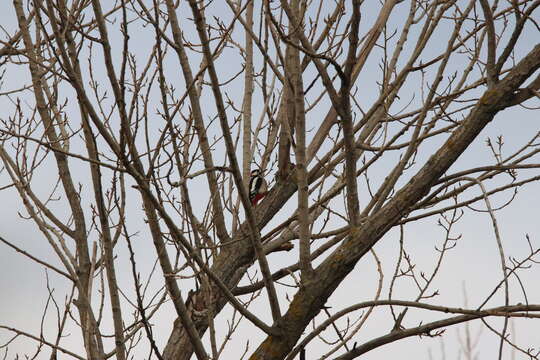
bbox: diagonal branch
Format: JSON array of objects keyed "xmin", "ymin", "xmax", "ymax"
[
  {"xmin": 187, "ymin": 0, "xmax": 282, "ymax": 322},
  {"xmin": 333, "ymin": 303, "xmax": 540, "ymax": 360},
  {"xmin": 163, "ymin": 0, "xmax": 231, "ymax": 245},
  {"xmin": 247, "ymin": 42, "xmax": 540, "ymax": 360}
]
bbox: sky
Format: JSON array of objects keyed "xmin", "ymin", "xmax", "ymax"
[{"xmin": 0, "ymin": 1, "xmax": 539, "ymax": 359}]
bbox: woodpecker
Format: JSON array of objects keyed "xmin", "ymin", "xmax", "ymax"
[{"xmin": 249, "ymin": 169, "xmax": 268, "ymax": 206}]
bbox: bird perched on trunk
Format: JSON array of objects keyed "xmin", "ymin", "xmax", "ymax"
[{"xmin": 249, "ymin": 169, "xmax": 268, "ymax": 206}]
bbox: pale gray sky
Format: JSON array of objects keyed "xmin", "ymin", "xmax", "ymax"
[{"xmin": 0, "ymin": 1, "xmax": 539, "ymax": 359}]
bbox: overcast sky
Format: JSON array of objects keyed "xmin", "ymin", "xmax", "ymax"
[{"xmin": 0, "ymin": 1, "xmax": 539, "ymax": 359}]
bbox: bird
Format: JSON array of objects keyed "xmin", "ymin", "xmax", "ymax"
[{"xmin": 249, "ymin": 169, "xmax": 268, "ymax": 206}]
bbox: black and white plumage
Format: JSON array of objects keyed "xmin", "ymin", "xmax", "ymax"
[{"xmin": 249, "ymin": 169, "xmax": 268, "ymax": 206}]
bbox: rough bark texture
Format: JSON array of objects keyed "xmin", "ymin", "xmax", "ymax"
[
  {"xmin": 163, "ymin": 179, "xmax": 297, "ymax": 359},
  {"xmin": 247, "ymin": 44, "xmax": 540, "ymax": 359}
]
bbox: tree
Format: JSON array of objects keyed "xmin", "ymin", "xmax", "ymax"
[{"xmin": 1, "ymin": 0, "xmax": 540, "ymax": 359}]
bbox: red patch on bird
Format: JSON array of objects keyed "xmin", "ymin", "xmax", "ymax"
[{"xmin": 251, "ymin": 192, "xmax": 267, "ymax": 206}]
